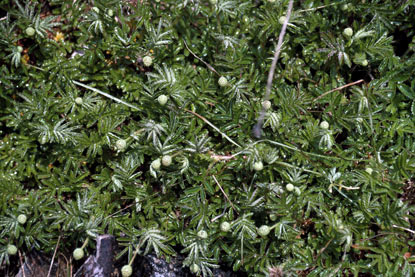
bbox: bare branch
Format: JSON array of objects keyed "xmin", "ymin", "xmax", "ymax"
[
  {"xmin": 253, "ymin": 0, "xmax": 294, "ymax": 138},
  {"xmin": 212, "ymin": 175, "xmax": 236, "ymax": 212},
  {"xmin": 313, "ymin": 79, "xmax": 364, "ymax": 102},
  {"xmin": 47, "ymin": 235, "xmax": 61, "ymax": 277},
  {"xmin": 185, "ymin": 108, "xmax": 241, "ymax": 148},
  {"xmin": 183, "ymin": 39, "xmax": 220, "ymax": 75}
]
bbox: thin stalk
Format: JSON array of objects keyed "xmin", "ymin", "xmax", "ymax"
[
  {"xmin": 253, "ymin": 0, "xmax": 294, "ymax": 138},
  {"xmin": 73, "ymin": 81, "xmax": 141, "ymax": 111},
  {"xmin": 312, "ymin": 79, "xmax": 364, "ymax": 102},
  {"xmin": 185, "ymin": 109, "xmax": 241, "ymax": 148}
]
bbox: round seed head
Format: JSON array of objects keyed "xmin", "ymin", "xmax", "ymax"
[
  {"xmin": 73, "ymin": 248, "xmax": 84, "ymax": 260},
  {"xmin": 190, "ymin": 263, "xmax": 200, "ymax": 273},
  {"xmin": 157, "ymin": 95, "xmax": 168, "ymax": 106},
  {"xmin": 286, "ymin": 183, "xmax": 295, "ymax": 192},
  {"xmin": 121, "ymin": 265, "xmax": 133, "ymax": 277},
  {"xmin": 25, "ymin": 27, "xmax": 35, "ymax": 36},
  {"xmin": 218, "ymin": 76, "xmax": 228, "ymax": 87},
  {"xmin": 17, "ymin": 214, "xmax": 27, "ymax": 224},
  {"xmin": 7, "ymin": 245, "xmax": 18, "ymax": 255},
  {"xmin": 343, "ymin": 27, "xmax": 353, "ymax": 37},
  {"xmin": 278, "ymin": 16, "xmax": 287, "ymax": 25},
  {"xmin": 320, "ymin": 121, "xmax": 329, "ymax": 129},
  {"xmin": 75, "ymin": 97, "xmax": 83, "ymax": 105},
  {"xmin": 258, "ymin": 225, "xmax": 270, "ymax": 236},
  {"xmin": 116, "ymin": 139, "xmax": 127, "ymax": 151},
  {"xmin": 197, "ymin": 230, "xmax": 208, "ymax": 239},
  {"xmin": 220, "ymin": 221, "xmax": 231, "ymax": 232},
  {"xmin": 253, "ymin": 161, "xmax": 264, "ymax": 171},
  {"xmin": 143, "ymin": 56, "xmax": 153, "ymax": 67},
  {"xmin": 162, "ymin": 155, "xmax": 172, "ymax": 166},
  {"xmin": 262, "ymin": 100, "xmax": 272, "ymax": 110},
  {"xmin": 151, "ymin": 159, "xmax": 161, "ymax": 170}
]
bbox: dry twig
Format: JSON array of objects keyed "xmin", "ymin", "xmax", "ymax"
[
  {"xmin": 184, "ymin": 109, "xmax": 241, "ymax": 148},
  {"xmin": 47, "ymin": 235, "xmax": 61, "ymax": 277},
  {"xmin": 312, "ymin": 79, "xmax": 364, "ymax": 102},
  {"xmin": 183, "ymin": 40, "xmax": 220, "ymax": 75},
  {"xmin": 18, "ymin": 250, "xmax": 26, "ymax": 277},
  {"xmin": 253, "ymin": 0, "xmax": 294, "ymax": 138},
  {"xmin": 212, "ymin": 175, "xmax": 236, "ymax": 212},
  {"xmin": 314, "ymin": 238, "xmax": 334, "ymax": 262}
]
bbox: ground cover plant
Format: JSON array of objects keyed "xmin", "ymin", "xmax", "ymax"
[{"xmin": 1, "ymin": 0, "xmax": 415, "ymax": 276}]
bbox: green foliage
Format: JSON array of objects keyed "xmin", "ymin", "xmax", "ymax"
[{"xmin": 1, "ymin": 0, "xmax": 415, "ymax": 276}]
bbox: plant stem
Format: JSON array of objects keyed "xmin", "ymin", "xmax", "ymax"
[{"xmin": 81, "ymin": 237, "xmax": 89, "ymax": 249}]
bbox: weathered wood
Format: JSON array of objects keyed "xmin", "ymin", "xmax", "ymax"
[
  {"xmin": 96, "ymin": 234, "xmax": 116, "ymax": 276},
  {"xmin": 74, "ymin": 234, "xmax": 116, "ymax": 277},
  {"xmin": 15, "ymin": 250, "xmax": 59, "ymax": 277}
]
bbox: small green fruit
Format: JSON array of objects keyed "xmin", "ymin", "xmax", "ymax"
[
  {"xmin": 268, "ymin": 0, "xmax": 276, "ymax": 3},
  {"xmin": 190, "ymin": 263, "xmax": 200, "ymax": 273},
  {"xmin": 75, "ymin": 97, "xmax": 83, "ymax": 105},
  {"xmin": 116, "ymin": 139, "xmax": 127, "ymax": 151},
  {"xmin": 242, "ymin": 16, "xmax": 249, "ymax": 24},
  {"xmin": 361, "ymin": 59, "xmax": 368, "ymax": 66},
  {"xmin": 253, "ymin": 161, "xmax": 263, "ymax": 171},
  {"xmin": 262, "ymin": 100, "xmax": 272, "ymax": 110},
  {"xmin": 294, "ymin": 187, "xmax": 301, "ymax": 196},
  {"xmin": 107, "ymin": 9, "xmax": 114, "ymax": 17},
  {"xmin": 343, "ymin": 27, "xmax": 353, "ymax": 38},
  {"xmin": 73, "ymin": 248, "xmax": 84, "ymax": 260},
  {"xmin": 278, "ymin": 16, "xmax": 287, "ymax": 25},
  {"xmin": 143, "ymin": 56, "xmax": 153, "ymax": 67},
  {"xmin": 209, "ymin": 0, "xmax": 217, "ymax": 4},
  {"xmin": 341, "ymin": 3, "xmax": 349, "ymax": 11},
  {"xmin": 39, "ymin": 136, "xmax": 48, "ymax": 145},
  {"xmin": 286, "ymin": 183, "xmax": 294, "ymax": 192},
  {"xmin": 25, "ymin": 27, "xmax": 35, "ymax": 36},
  {"xmin": 258, "ymin": 225, "xmax": 270, "ymax": 236},
  {"xmin": 17, "ymin": 214, "xmax": 27, "ymax": 224},
  {"xmin": 162, "ymin": 155, "xmax": 172, "ymax": 166},
  {"xmin": 17, "ymin": 46, "xmax": 23, "ymax": 53},
  {"xmin": 220, "ymin": 221, "xmax": 231, "ymax": 232},
  {"xmin": 365, "ymin": 167, "xmax": 373, "ymax": 175},
  {"xmin": 197, "ymin": 230, "xmax": 208, "ymax": 239},
  {"xmin": 269, "ymin": 214, "xmax": 277, "ymax": 221},
  {"xmin": 121, "ymin": 265, "xmax": 133, "ymax": 277},
  {"xmin": 7, "ymin": 244, "xmax": 18, "ymax": 255},
  {"xmin": 320, "ymin": 121, "xmax": 329, "ymax": 129},
  {"xmin": 218, "ymin": 76, "xmax": 228, "ymax": 87},
  {"xmin": 92, "ymin": 7, "xmax": 100, "ymax": 13},
  {"xmin": 157, "ymin": 95, "xmax": 168, "ymax": 106},
  {"xmin": 151, "ymin": 159, "xmax": 161, "ymax": 170}
]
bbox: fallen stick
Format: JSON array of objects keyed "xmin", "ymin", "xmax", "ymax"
[
  {"xmin": 253, "ymin": 0, "xmax": 294, "ymax": 138},
  {"xmin": 312, "ymin": 79, "xmax": 364, "ymax": 102}
]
